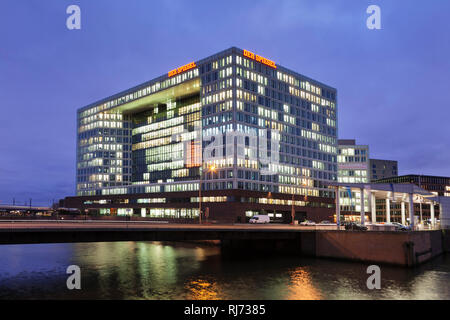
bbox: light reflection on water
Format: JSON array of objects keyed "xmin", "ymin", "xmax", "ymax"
[
  {"xmin": 286, "ymin": 268, "xmax": 323, "ymax": 300},
  {"xmin": 0, "ymin": 241, "xmax": 449, "ymax": 300}
]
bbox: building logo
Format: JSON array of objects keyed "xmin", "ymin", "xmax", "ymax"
[
  {"xmin": 168, "ymin": 62, "xmax": 197, "ymax": 77},
  {"xmin": 243, "ymin": 50, "xmax": 277, "ymax": 69},
  {"xmin": 338, "ymin": 163, "xmax": 368, "ymax": 170}
]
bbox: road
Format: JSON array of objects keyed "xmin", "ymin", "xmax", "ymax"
[{"xmin": 0, "ymin": 220, "xmax": 337, "ymax": 231}]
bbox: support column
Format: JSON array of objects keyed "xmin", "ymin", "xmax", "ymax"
[
  {"xmin": 401, "ymin": 201, "xmax": 406, "ymax": 225},
  {"xmin": 371, "ymin": 193, "xmax": 376, "ymax": 224},
  {"xmin": 430, "ymin": 202, "xmax": 435, "ymax": 229},
  {"xmin": 335, "ymin": 186, "xmax": 340, "ymax": 228},
  {"xmin": 360, "ymin": 187, "xmax": 365, "ymax": 226},
  {"xmin": 419, "ymin": 200, "xmax": 423, "ymax": 224},
  {"xmin": 409, "ymin": 193, "xmax": 415, "ymax": 229},
  {"xmin": 386, "ymin": 198, "xmax": 391, "ymax": 224}
]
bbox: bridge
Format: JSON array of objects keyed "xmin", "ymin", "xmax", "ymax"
[
  {"xmin": 0, "ymin": 220, "xmax": 446, "ymax": 267},
  {"xmin": 0, "ymin": 204, "xmax": 52, "ymax": 214},
  {"xmin": 0, "ymin": 220, "xmax": 316, "ymax": 245}
]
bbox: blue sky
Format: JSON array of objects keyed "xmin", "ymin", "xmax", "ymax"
[{"xmin": 1, "ymin": 0, "xmax": 449, "ymax": 205}]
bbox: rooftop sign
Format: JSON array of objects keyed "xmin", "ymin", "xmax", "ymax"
[
  {"xmin": 243, "ymin": 49, "xmax": 277, "ymax": 69},
  {"xmin": 168, "ymin": 62, "xmax": 197, "ymax": 77}
]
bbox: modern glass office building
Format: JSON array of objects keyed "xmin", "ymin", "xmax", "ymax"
[
  {"xmin": 337, "ymin": 139, "xmax": 369, "ymax": 220},
  {"xmin": 369, "ymin": 159, "xmax": 398, "ymax": 181},
  {"xmin": 337, "ymin": 139, "xmax": 405, "ymax": 222},
  {"xmin": 337, "ymin": 139, "xmax": 369, "ymax": 184},
  {"xmin": 66, "ymin": 47, "xmax": 338, "ymax": 222}
]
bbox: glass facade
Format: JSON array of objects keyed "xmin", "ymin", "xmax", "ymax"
[
  {"xmin": 370, "ymin": 159, "xmax": 398, "ymax": 181},
  {"xmin": 337, "ymin": 140, "xmax": 369, "ymax": 212},
  {"xmin": 131, "ymin": 94, "xmax": 202, "ymax": 184},
  {"xmin": 76, "ymin": 47, "xmax": 338, "ymax": 199},
  {"xmin": 337, "ymin": 145, "xmax": 369, "ymax": 184}
]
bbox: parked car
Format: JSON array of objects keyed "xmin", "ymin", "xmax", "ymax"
[
  {"xmin": 249, "ymin": 215, "xmax": 270, "ymax": 224},
  {"xmin": 391, "ymin": 222, "xmax": 411, "ymax": 231},
  {"xmin": 300, "ymin": 220, "xmax": 316, "ymax": 226},
  {"xmin": 345, "ymin": 222, "xmax": 368, "ymax": 231},
  {"xmin": 319, "ymin": 220, "xmax": 333, "ymax": 225}
]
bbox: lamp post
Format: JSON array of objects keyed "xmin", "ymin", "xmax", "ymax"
[
  {"xmin": 335, "ymin": 185, "xmax": 340, "ymax": 227},
  {"xmin": 419, "ymin": 196, "xmax": 423, "ymax": 225},
  {"xmin": 199, "ymin": 164, "xmax": 216, "ymax": 224},
  {"xmin": 291, "ymin": 193, "xmax": 295, "ymax": 225},
  {"xmin": 267, "ymin": 191, "xmax": 273, "ymax": 220}
]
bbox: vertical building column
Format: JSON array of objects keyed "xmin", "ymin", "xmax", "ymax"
[
  {"xmin": 371, "ymin": 193, "xmax": 376, "ymax": 224},
  {"xmin": 401, "ymin": 201, "xmax": 406, "ymax": 225},
  {"xmin": 335, "ymin": 186, "xmax": 340, "ymax": 227},
  {"xmin": 386, "ymin": 198, "xmax": 391, "ymax": 224},
  {"xmin": 360, "ymin": 187, "xmax": 365, "ymax": 225},
  {"xmin": 419, "ymin": 201, "xmax": 423, "ymax": 224},
  {"xmin": 409, "ymin": 193, "xmax": 415, "ymax": 229},
  {"xmin": 430, "ymin": 202, "xmax": 435, "ymax": 229}
]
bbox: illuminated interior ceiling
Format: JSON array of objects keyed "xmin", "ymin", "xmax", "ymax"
[{"xmin": 110, "ymin": 78, "xmax": 201, "ymax": 115}]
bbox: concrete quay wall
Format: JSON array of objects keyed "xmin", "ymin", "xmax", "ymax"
[
  {"xmin": 312, "ymin": 230, "xmax": 443, "ymax": 267},
  {"xmin": 221, "ymin": 230, "xmax": 445, "ymax": 267}
]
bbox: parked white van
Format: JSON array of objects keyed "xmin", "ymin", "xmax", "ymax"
[{"xmin": 249, "ymin": 215, "xmax": 270, "ymax": 224}]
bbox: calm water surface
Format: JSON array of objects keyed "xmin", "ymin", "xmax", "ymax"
[{"xmin": 0, "ymin": 241, "xmax": 449, "ymax": 300}]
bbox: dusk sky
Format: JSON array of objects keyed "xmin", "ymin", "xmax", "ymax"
[{"xmin": 1, "ymin": 0, "xmax": 449, "ymax": 206}]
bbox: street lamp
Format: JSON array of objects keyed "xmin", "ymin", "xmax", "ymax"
[
  {"xmin": 199, "ymin": 164, "xmax": 216, "ymax": 224},
  {"xmin": 266, "ymin": 191, "xmax": 273, "ymax": 218},
  {"xmin": 291, "ymin": 193, "xmax": 295, "ymax": 225}
]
